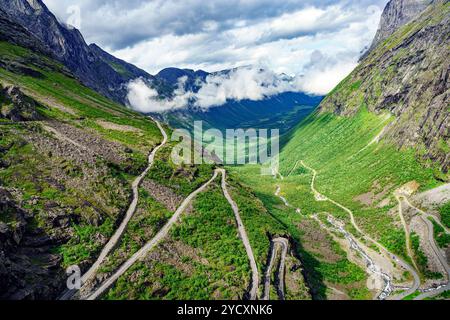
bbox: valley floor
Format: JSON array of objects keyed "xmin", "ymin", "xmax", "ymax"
[{"xmin": 227, "ymin": 108, "xmax": 449, "ymax": 300}]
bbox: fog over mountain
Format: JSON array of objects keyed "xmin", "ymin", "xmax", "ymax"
[
  {"xmin": 128, "ymin": 66, "xmax": 324, "ymax": 112},
  {"xmin": 43, "ymin": 0, "xmax": 388, "ymax": 96}
]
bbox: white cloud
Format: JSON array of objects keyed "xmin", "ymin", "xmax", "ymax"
[
  {"xmin": 195, "ymin": 67, "xmax": 295, "ymax": 108},
  {"xmin": 126, "ymin": 65, "xmax": 341, "ymax": 113},
  {"xmin": 43, "ymin": 0, "xmax": 387, "ymax": 98},
  {"xmin": 127, "ymin": 77, "xmax": 193, "ymax": 112},
  {"xmin": 296, "ymin": 54, "xmax": 357, "ymax": 95}
]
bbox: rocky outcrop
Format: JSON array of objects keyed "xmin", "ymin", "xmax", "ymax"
[
  {"xmin": 320, "ymin": 1, "xmax": 449, "ymax": 174},
  {"xmin": 0, "ymin": 8, "xmax": 52, "ymax": 57},
  {"xmin": 0, "ymin": 0, "xmax": 156, "ymax": 104},
  {"xmin": 363, "ymin": 0, "xmax": 433, "ymax": 58},
  {"xmin": 0, "ymin": 85, "xmax": 41, "ymax": 121},
  {"xmin": 0, "ymin": 188, "xmax": 66, "ymax": 300}
]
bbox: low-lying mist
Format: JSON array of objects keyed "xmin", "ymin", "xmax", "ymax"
[{"xmin": 126, "ymin": 64, "xmax": 349, "ymax": 113}]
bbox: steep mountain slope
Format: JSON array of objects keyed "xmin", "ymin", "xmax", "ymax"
[
  {"xmin": 364, "ymin": 0, "xmax": 433, "ymax": 57},
  {"xmin": 0, "ymin": 0, "xmax": 157, "ymax": 104},
  {"xmin": 232, "ymin": 0, "xmax": 449, "ymax": 300},
  {"xmin": 0, "ymin": 37, "xmax": 165, "ymax": 299},
  {"xmin": 321, "ymin": 0, "xmax": 449, "ymax": 173},
  {"xmin": 0, "ymin": 34, "xmax": 310, "ymax": 302},
  {"xmin": 278, "ymin": 0, "xmax": 449, "ymax": 254},
  {"xmin": 0, "ymin": 8, "xmax": 52, "ymax": 57}
]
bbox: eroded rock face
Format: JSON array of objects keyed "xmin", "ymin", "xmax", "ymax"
[
  {"xmin": 364, "ymin": 0, "xmax": 432, "ymax": 58},
  {"xmin": 320, "ymin": 1, "xmax": 449, "ymax": 173},
  {"xmin": 0, "ymin": 0, "xmax": 156, "ymax": 105},
  {"xmin": 0, "ymin": 85, "xmax": 40, "ymax": 121},
  {"xmin": 0, "ymin": 188, "xmax": 66, "ymax": 300},
  {"xmin": 0, "ymin": 8, "xmax": 52, "ymax": 56}
]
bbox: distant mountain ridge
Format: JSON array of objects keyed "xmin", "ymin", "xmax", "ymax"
[
  {"xmin": 153, "ymin": 66, "xmax": 323, "ymax": 133},
  {"xmin": 160, "ymin": 92, "xmax": 323, "ymax": 134},
  {"xmin": 0, "ymin": 0, "xmax": 157, "ymax": 104},
  {"xmin": 157, "ymin": 68, "xmax": 209, "ymax": 88},
  {"xmin": 0, "ymin": 0, "xmax": 320, "ymax": 123}
]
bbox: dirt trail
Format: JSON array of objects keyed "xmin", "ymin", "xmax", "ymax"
[
  {"xmin": 402, "ymin": 200, "xmax": 450, "ymax": 300},
  {"xmin": 262, "ymin": 238, "xmax": 289, "ymax": 300},
  {"xmin": 395, "ymin": 195, "xmax": 420, "ymax": 272},
  {"xmin": 59, "ymin": 118, "xmax": 168, "ymax": 300},
  {"xmin": 219, "ymin": 169, "xmax": 259, "ymax": 300},
  {"xmin": 287, "ymin": 160, "xmax": 300, "ymax": 177},
  {"xmin": 299, "ymin": 161, "xmax": 421, "ymax": 300},
  {"xmin": 275, "ymin": 186, "xmax": 291, "ymax": 208},
  {"xmin": 406, "ymin": 197, "xmax": 449, "ymax": 235},
  {"xmin": 87, "ymin": 170, "xmax": 219, "ymax": 300},
  {"xmin": 274, "ymin": 183, "xmax": 301, "ymax": 214},
  {"xmin": 348, "ymin": 115, "xmax": 392, "ymax": 161}
]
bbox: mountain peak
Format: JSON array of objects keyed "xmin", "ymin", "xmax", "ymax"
[
  {"xmin": 0, "ymin": 0, "xmax": 156, "ymax": 104},
  {"xmin": 321, "ymin": 0, "xmax": 449, "ymax": 171},
  {"xmin": 24, "ymin": 0, "xmax": 45, "ymax": 11},
  {"xmin": 363, "ymin": 0, "xmax": 432, "ymax": 58}
]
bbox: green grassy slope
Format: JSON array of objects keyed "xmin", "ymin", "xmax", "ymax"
[
  {"xmin": 0, "ymin": 41, "xmax": 161, "ymax": 157},
  {"xmin": 104, "ymin": 180, "xmax": 252, "ymax": 300},
  {"xmin": 318, "ymin": 1, "xmax": 449, "ymax": 174},
  {"xmin": 0, "ymin": 40, "xmax": 163, "ymax": 298},
  {"xmin": 227, "ymin": 2, "xmax": 449, "ymax": 298}
]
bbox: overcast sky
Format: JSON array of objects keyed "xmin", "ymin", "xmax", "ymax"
[{"xmin": 43, "ymin": 0, "xmax": 388, "ymax": 95}]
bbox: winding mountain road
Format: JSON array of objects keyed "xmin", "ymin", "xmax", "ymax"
[
  {"xmin": 404, "ymin": 197, "xmax": 450, "ymax": 235},
  {"xmin": 313, "ymin": 214, "xmax": 394, "ymax": 299},
  {"xmin": 404, "ymin": 201, "xmax": 450, "ymax": 300},
  {"xmin": 262, "ymin": 238, "xmax": 289, "ymax": 300},
  {"xmin": 299, "ymin": 161, "xmax": 421, "ymax": 300},
  {"xmin": 87, "ymin": 169, "xmax": 220, "ymax": 300},
  {"xmin": 390, "ymin": 194, "xmax": 450, "ymax": 300},
  {"xmin": 395, "ymin": 194, "xmax": 420, "ymax": 272},
  {"xmin": 414, "ymin": 215, "xmax": 450, "ymax": 300},
  {"xmin": 347, "ymin": 115, "xmax": 392, "ymax": 161},
  {"xmin": 60, "ymin": 118, "xmax": 168, "ymax": 300},
  {"xmin": 219, "ymin": 169, "xmax": 259, "ymax": 300}
]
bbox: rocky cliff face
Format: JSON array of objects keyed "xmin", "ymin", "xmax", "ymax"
[
  {"xmin": 320, "ymin": 1, "xmax": 449, "ymax": 175},
  {"xmin": 0, "ymin": 188, "xmax": 66, "ymax": 299},
  {"xmin": 0, "ymin": 0, "xmax": 155, "ymax": 104},
  {"xmin": 364, "ymin": 0, "xmax": 433, "ymax": 57},
  {"xmin": 0, "ymin": 85, "xmax": 41, "ymax": 121},
  {"xmin": 0, "ymin": 8, "xmax": 52, "ymax": 57}
]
